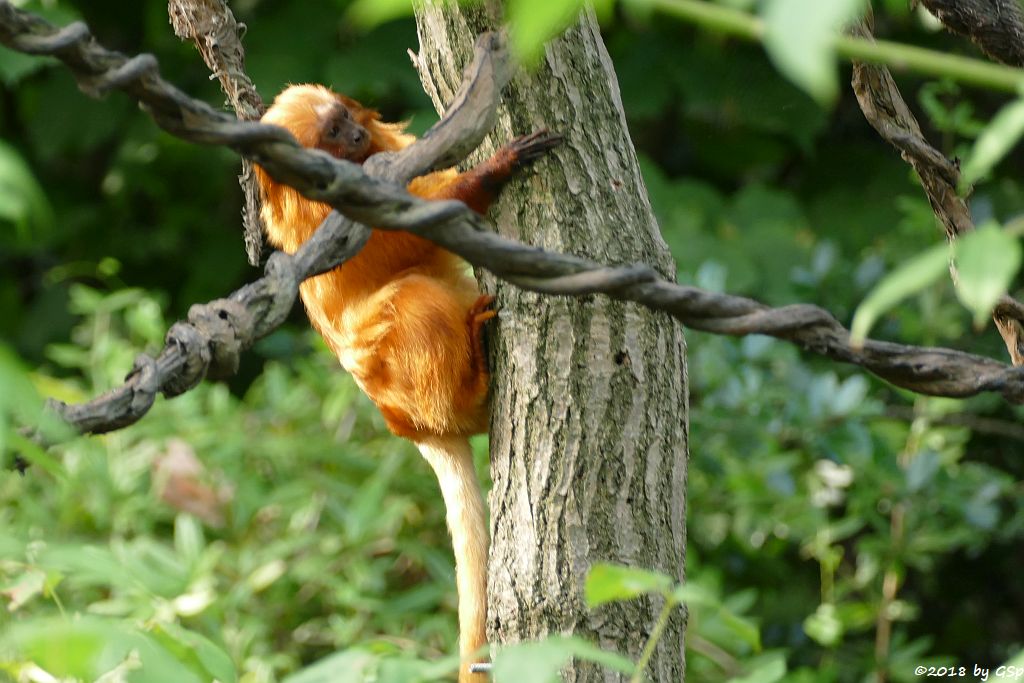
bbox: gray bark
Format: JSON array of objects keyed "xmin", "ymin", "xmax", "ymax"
[{"xmin": 412, "ymin": 4, "xmax": 689, "ymax": 681}]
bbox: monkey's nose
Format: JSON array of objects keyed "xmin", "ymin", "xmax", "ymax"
[{"xmin": 351, "ymin": 129, "xmax": 367, "ymax": 146}]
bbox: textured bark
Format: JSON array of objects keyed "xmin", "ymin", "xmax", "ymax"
[
  {"xmin": 917, "ymin": 0, "xmax": 1024, "ymax": 67},
  {"xmin": 412, "ymin": 5, "xmax": 689, "ymax": 681},
  {"xmin": 167, "ymin": 0, "xmax": 268, "ymax": 267}
]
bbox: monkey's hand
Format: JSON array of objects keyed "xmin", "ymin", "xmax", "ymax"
[
  {"xmin": 409, "ymin": 130, "xmax": 562, "ymax": 214},
  {"xmin": 503, "ymin": 130, "xmax": 563, "ymax": 167}
]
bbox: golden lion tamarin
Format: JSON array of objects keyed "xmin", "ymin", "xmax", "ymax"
[{"xmin": 253, "ymin": 84, "xmax": 560, "ymax": 682}]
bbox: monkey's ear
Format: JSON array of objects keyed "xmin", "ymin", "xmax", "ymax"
[{"xmin": 337, "ymin": 94, "xmax": 383, "ymax": 125}]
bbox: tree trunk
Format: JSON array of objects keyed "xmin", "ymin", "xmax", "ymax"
[{"xmin": 411, "ymin": 5, "xmax": 689, "ymax": 681}]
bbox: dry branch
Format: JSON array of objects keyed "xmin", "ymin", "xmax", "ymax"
[
  {"xmin": 851, "ymin": 20, "xmax": 1024, "ymax": 365},
  {"xmin": 2, "ymin": 2, "xmax": 1024, "ymax": 445},
  {"xmin": 916, "ymin": 0, "xmax": 1024, "ymax": 67},
  {"xmin": 168, "ymin": 0, "xmax": 267, "ymax": 266}
]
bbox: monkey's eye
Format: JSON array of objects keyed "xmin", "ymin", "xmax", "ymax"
[{"xmin": 328, "ymin": 124, "xmax": 340, "ymax": 138}]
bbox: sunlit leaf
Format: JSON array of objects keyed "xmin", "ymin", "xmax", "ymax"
[
  {"xmin": 762, "ymin": 0, "xmax": 867, "ymax": 105},
  {"xmin": 953, "ymin": 223, "xmax": 1022, "ymax": 326},
  {"xmin": 492, "ymin": 636, "xmax": 633, "ymax": 683},
  {"xmin": 559, "ymin": 637, "xmax": 635, "ymax": 674},
  {"xmin": 283, "ymin": 650, "xmax": 377, "ymax": 683},
  {"xmin": 727, "ymin": 652, "xmax": 787, "ymax": 683},
  {"xmin": 508, "ymin": 0, "xmax": 588, "ymax": 65},
  {"xmin": 1000, "ymin": 650, "xmax": 1024, "ymax": 673},
  {"xmin": 585, "ymin": 563, "xmax": 674, "ymax": 608},
  {"xmin": 803, "ymin": 603, "xmax": 844, "ymax": 646},
  {"xmin": 0, "ymin": 345, "xmax": 41, "ymax": 456},
  {"xmin": 0, "ymin": 140, "xmax": 54, "ymax": 245},
  {"xmin": 0, "ymin": 568, "xmax": 46, "ymax": 611},
  {"xmin": 671, "ymin": 582, "xmax": 718, "ymax": 608},
  {"xmin": 850, "ymin": 242, "xmax": 949, "ymax": 347},
  {"xmin": 492, "ymin": 639, "xmax": 566, "ymax": 683},
  {"xmin": 347, "ymin": 0, "xmax": 414, "ymax": 27},
  {"xmin": 247, "ymin": 559, "xmax": 287, "ymax": 592},
  {"xmin": 148, "ymin": 622, "xmax": 237, "ymax": 683},
  {"xmin": 674, "ymin": 583, "xmax": 762, "ymax": 651},
  {"xmin": 8, "ymin": 618, "xmax": 203, "ymax": 683},
  {"xmin": 173, "ymin": 514, "xmax": 205, "ymax": 566},
  {"xmin": 94, "ymin": 650, "xmax": 143, "ymax": 683},
  {"xmin": 960, "ymin": 98, "xmax": 1024, "ymax": 186},
  {"xmin": 375, "ymin": 655, "xmax": 460, "ymax": 683}
]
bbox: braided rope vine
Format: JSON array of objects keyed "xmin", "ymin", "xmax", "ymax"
[{"xmin": 2, "ymin": 2, "xmax": 1023, "ymax": 447}]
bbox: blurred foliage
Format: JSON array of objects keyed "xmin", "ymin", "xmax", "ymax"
[
  {"xmin": 2, "ymin": 285, "xmax": 476, "ymax": 682},
  {"xmin": 2, "ymin": 0, "xmax": 1024, "ymax": 681}
]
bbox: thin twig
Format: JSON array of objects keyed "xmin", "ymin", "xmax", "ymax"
[
  {"xmin": 881, "ymin": 405, "xmax": 1024, "ymax": 441},
  {"xmin": 629, "ymin": 598, "xmax": 677, "ymax": 683},
  {"xmin": 650, "ymin": 0, "xmax": 1024, "ymax": 92}
]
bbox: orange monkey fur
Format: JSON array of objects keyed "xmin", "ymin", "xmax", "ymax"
[{"xmin": 253, "ymin": 84, "xmax": 559, "ymax": 682}]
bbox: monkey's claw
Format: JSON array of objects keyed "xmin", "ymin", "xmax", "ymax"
[
  {"xmin": 468, "ymin": 294, "xmax": 497, "ymax": 327},
  {"xmin": 508, "ymin": 130, "xmax": 563, "ymax": 165}
]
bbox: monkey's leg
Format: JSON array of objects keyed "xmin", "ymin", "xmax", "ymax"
[
  {"xmin": 417, "ymin": 435, "xmax": 489, "ymax": 683},
  {"xmin": 340, "ymin": 274, "xmax": 492, "ymax": 681}
]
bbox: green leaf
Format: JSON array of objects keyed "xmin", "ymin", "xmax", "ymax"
[
  {"xmin": 492, "ymin": 639, "xmax": 567, "ymax": 683},
  {"xmin": 727, "ymin": 652, "xmax": 787, "ymax": 683},
  {"xmin": 906, "ymin": 450, "xmax": 940, "ymax": 492},
  {"xmin": 148, "ymin": 623, "xmax": 237, "ymax": 683},
  {"xmin": 0, "ymin": 139, "xmax": 54, "ymax": 246},
  {"xmin": 762, "ymin": 0, "xmax": 867, "ymax": 105},
  {"xmin": 559, "ymin": 636, "xmax": 636, "ymax": 674},
  {"xmin": 40, "ymin": 544, "xmax": 139, "ymax": 592},
  {"xmin": 953, "ymin": 223, "xmax": 1022, "ymax": 326},
  {"xmin": 585, "ymin": 563, "xmax": 674, "ymax": 608},
  {"xmin": 960, "ymin": 98, "xmax": 1024, "ymax": 186},
  {"xmin": 831, "ymin": 375, "xmax": 868, "ymax": 416},
  {"xmin": 492, "ymin": 636, "xmax": 633, "ymax": 683},
  {"xmin": 173, "ymin": 514, "xmax": 205, "ymax": 566},
  {"xmin": 347, "ymin": 0, "xmax": 414, "ymax": 27},
  {"xmin": 719, "ymin": 608, "xmax": 763, "ymax": 652},
  {"xmin": 1000, "ymin": 650, "xmax": 1024, "ymax": 673},
  {"xmin": 673, "ymin": 583, "xmax": 762, "ymax": 651},
  {"xmin": 671, "ymin": 582, "xmax": 719, "ymax": 608},
  {"xmin": 0, "ymin": 568, "xmax": 47, "ymax": 611},
  {"xmin": 375, "ymin": 655, "xmax": 459, "ymax": 683},
  {"xmin": 283, "ymin": 649, "xmax": 377, "ymax": 683},
  {"xmin": 0, "ymin": 344, "xmax": 44, "ymax": 456},
  {"xmin": 850, "ymin": 242, "xmax": 949, "ymax": 347},
  {"xmin": 7, "ymin": 617, "xmax": 203, "ymax": 683},
  {"xmin": 804, "ymin": 603, "xmax": 844, "ymax": 647},
  {"xmin": 508, "ymin": 0, "xmax": 588, "ymax": 66}
]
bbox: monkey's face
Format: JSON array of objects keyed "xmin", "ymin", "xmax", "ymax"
[
  {"xmin": 261, "ymin": 85, "xmax": 376, "ymax": 163},
  {"xmin": 317, "ymin": 101, "xmax": 371, "ymax": 162}
]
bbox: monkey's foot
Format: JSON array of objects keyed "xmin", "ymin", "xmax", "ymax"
[
  {"xmin": 467, "ymin": 294, "xmax": 496, "ymax": 374},
  {"xmin": 468, "ymin": 294, "xmax": 497, "ymax": 329}
]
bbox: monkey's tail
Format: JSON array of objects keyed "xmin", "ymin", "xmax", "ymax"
[{"xmin": 416, "ymin": 436, "xmax": 489, "ymax": 683}]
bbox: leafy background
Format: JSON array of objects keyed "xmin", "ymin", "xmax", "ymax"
[{"xmin": 1, "ymin": 0, "xmax": 1023, "ymax": 681}]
